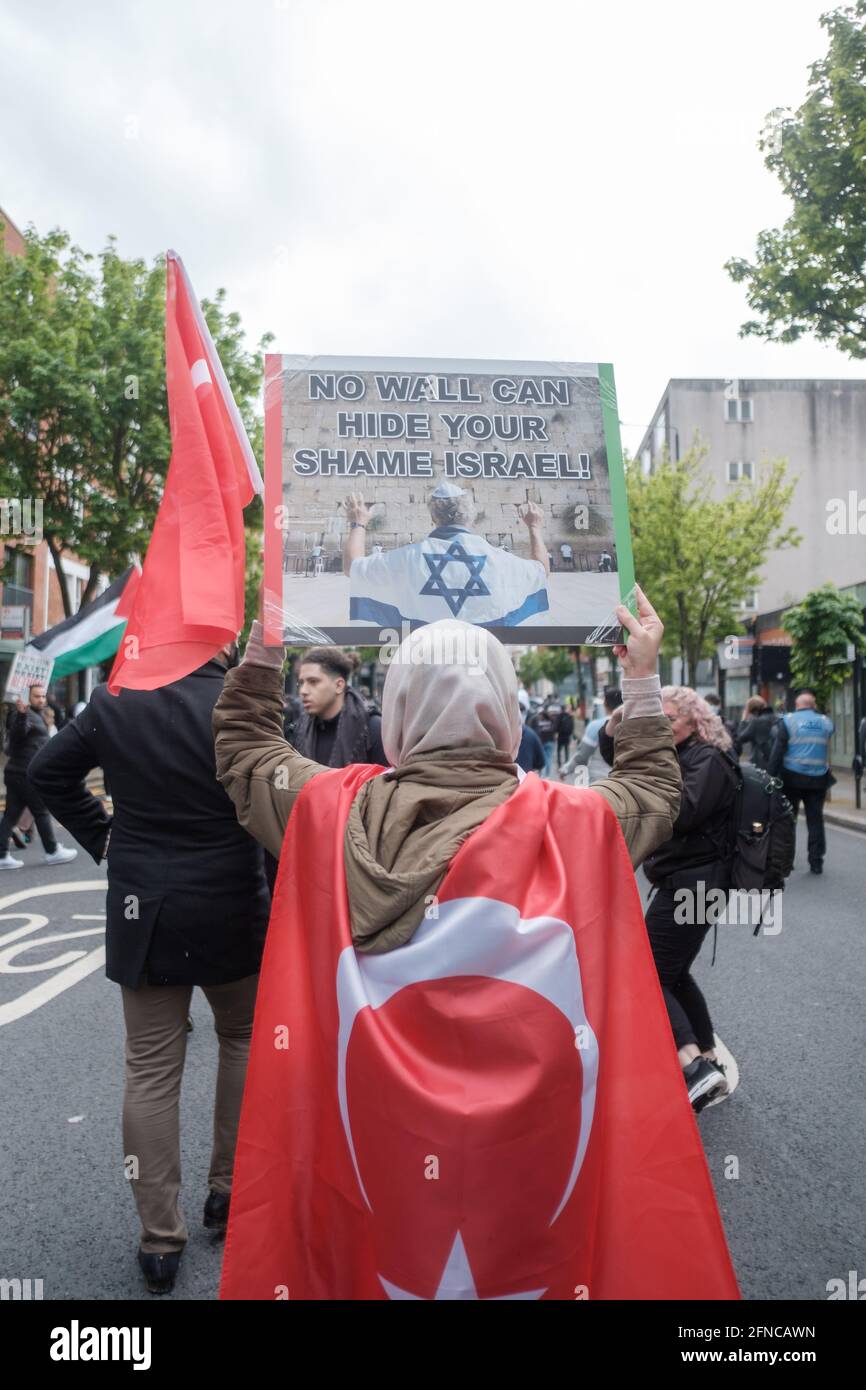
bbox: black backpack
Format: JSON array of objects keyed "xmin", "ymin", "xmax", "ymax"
[{"xmin": 720, "ymin": 750, "xmax": 796, "ymax": 899}]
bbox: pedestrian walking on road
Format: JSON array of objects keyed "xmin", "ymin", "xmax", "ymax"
[
  {"xmin": 29, "ymin": 647, "xmax": 271, "ymax": 1296},
  {"xmin": 530, "ymin": 699, "xmax": 559, "ymax": 777},
  {"xmin": 516, "ymin": 689, "xmax": 546, "ymax": 773},
  {"xmin": 736, "ymin": 696, "xmax": 778, "ymax": 771},
  {"xmin": 768, "ymin": 688, "xmax": 835, "ymax": 875},
  {"xmin": 562, "ymin": 687, "xmax": 622, "ymax": 783},
  {"xmin": 643, "ymin": 687, "xmax": 739, "ymax": 1112},
  {"xmin": 0, "ymin": 684, "xmax": 77, "ymax": 869},
  {"xmin": 556, "ymin": 705, "xmax": 574, "ymax": 768}
]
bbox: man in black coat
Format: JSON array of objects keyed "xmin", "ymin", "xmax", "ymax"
[
  {"xmin": 736, "ymin": 696, "xmax": 778, "ymax": 771},
  {"xmin": 0, "ymin": 684, "xmax": 78, "ymax": 868},
  {"xmin": 29, "ymin": 649, "xmax": 270, "ymax": 1295}
]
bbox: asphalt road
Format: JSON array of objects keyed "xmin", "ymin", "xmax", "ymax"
[{"xmin": 0, "ymin": 824, "xmax": 863, "ymax": 1302}]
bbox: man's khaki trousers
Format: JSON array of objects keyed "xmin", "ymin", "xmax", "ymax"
[{"xmin": 120, "ymin": 974, "xmax": 259, "ymax": 1254}]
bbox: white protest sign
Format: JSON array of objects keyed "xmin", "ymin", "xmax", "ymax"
[
  {"xmin": 4, "ymin": 648, "xmax": 54, "ymax": 703},
  {"xmin": 263, "ymin": 355, "xmax": 635, "ymax": 646}
]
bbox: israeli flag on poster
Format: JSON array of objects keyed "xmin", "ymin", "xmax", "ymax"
[{"xmin": 349, "ymin": 494, "xmax": 549, "ymax": 630}]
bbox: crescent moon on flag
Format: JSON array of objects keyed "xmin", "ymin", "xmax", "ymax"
[{"xmin": 335, "ymin": 895, "xmax": 599, "ymax": 1225}]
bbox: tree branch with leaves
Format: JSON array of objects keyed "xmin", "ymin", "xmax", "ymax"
[
  {"xmin": 0, "ymin": 223, "xmax": 271, "ymax": 623},
  {"xmin": 783, "ymin": 584, "xmax": 865, "ymax": 710},
  {"xmin": 726, "ymin": 1, "xmax": 866, "ymax": 357},
  {"xmin": 626, "ymin": 443, "xmax": 800, "ymax": 685}
]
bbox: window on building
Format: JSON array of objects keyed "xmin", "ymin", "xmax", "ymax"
[
  {"xmin": 738, "ymin": 589, "xmax": 759, "ymax": 611},
  {"xmin": 1, "ymin": 547, "xmax": 35, "ymax": 620},
  {"xmin": 725, "ymin": 398, "xmax": 754, "ymax": 422},
  {"xmin": 727, "ymin": 461, "xmax": 755, "ymax": 482}
]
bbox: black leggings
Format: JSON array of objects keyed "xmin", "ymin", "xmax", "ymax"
[
  {"xmin": 0, "ymin": 771, "xmax": 57, "ymax": 855},
  {"xmin": 645, "ymin": 887, "xmax": 714, "ymax": 1052}
]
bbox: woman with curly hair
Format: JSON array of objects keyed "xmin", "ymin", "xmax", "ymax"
[{"xmin": 642, "ymin": 685, "xmax": 739, "ymax": 1112}]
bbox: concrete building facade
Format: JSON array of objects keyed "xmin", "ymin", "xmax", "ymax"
[{"xmin": 637, "ymin": 378, "xmax": 866, "ymax": 761}]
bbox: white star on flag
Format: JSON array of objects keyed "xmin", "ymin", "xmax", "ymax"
[{"xmin": 379, "ymin": 1230, "xmax": 546, "ymax": 1301}]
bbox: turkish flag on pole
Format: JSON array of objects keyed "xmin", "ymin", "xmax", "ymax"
[
  {"xmin": 107, "ymin": 251, "xmax": 262, "ymax": 694},
  {"xmin": 221, "ymin": 770, "xmax": 740, "ymax": 1301}
]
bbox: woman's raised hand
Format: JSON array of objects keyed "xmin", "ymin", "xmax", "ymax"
[{"xmin": 612, "ymin": 585, "xmax": 663, "ymax": 679}]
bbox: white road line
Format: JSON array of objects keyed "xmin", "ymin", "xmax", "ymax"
[
  {"xmin": 0, "ymin": 880, "xmax": 107, "ymax": 1027},
  {"xmin": 0, "ymin": 881, "xmax": 106, "ymax": 912},
  {"xmin": 0, "ymin": 945, "xmax": 106, "ymax": 1026}
]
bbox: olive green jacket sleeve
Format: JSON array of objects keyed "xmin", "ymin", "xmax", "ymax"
[
  {"xmin": 212, "ymin": 662, "xmax": 325, "ymax": 861},
  {"xmin": 213, "ymin": 655, "xmax": 681, "ymax": 872},
  {"xmin": 592, "ymin": 715, "xmax": 682, "ymax": 868}
]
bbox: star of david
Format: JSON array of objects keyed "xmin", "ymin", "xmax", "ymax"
[{"xmin": 420, "ymin": 540, "xmax": 490, "ymax": 616}]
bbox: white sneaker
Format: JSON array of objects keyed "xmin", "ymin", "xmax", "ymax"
[
  {"xmin": 0, "ymin": 853, "xmax": 23, "ymax": 870},
  {"xmin": 43, "ymin": 844, "xmax": 78, "ymax": 865}
]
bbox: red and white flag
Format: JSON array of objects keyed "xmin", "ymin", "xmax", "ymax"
[
  {"xmin": 107, "ymin": 251, "xmax": 262, "ymax": 694},
  {"xmin": 220, "ymin": 770, "xmax": 739, "ymax": 1301}
]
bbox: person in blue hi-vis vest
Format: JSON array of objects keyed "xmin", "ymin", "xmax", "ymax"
[{"xmin": 768, "ymin": 688, "xmax": 835, "ymax": 875}]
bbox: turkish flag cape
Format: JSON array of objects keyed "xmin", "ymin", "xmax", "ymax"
[
  {"xmin": 107, "ymin": 252, "xmax": 262, "ymax": 694},
  {"xmin": 220, "ymin": 768, "xmax": 739, "ymax": 1301}
]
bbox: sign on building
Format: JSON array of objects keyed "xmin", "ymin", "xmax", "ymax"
[
  {"xmin": 0, "ymin": 605, "xmax": 29, "ymax": 640},
  {"xmin": 263, "ymin": 356, "xmax": 634, "ymax": 646}
]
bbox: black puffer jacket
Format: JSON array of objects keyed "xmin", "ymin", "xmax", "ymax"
[
  {"xmin": 4, "ymin": 706, "xmax": 51, "ymax": 774},
  {"xmin": 643, "ymin": 734, "xmax": 738, "ymax": 886}
]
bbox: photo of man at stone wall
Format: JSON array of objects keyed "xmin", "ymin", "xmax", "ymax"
[{"xmin": 343, "ymin": 483, "xmax": 555, "ymax": 629}]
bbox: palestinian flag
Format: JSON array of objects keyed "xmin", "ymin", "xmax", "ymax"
[{"xmin": 26, "ymin": 566, "xmax": 139, "ymax": 678}]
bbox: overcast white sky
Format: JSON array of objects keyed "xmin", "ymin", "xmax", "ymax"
[{"xmin": 2, "ymin": 0, "xmax": 863, "ymax": 451}]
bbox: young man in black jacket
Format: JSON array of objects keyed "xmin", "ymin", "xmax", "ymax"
[
  {"xmin": 0, "ymin": 684, "xmax": 77, "ymax": 868},
  {"xmin": 291, "ymin": 647, "xmax": 387, "ymax": 766},
  {"xmin": 29, "ymin": 649, "xmax": 270, "ymax": 1295}
]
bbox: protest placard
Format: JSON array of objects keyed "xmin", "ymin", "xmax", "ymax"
[
  {"xmin": 263, "ymin": 356, "xmax": 634, "ymax": 645},
  {"xmin": 4, "ymin": 648, "xmax": 54, "ymax": 702}
]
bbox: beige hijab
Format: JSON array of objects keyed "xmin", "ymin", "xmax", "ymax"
[
  {"xmin": 344, "ymin": 620, "xmax": 523, "ymax": 954},
  {"xmin": 381, "ymin": 619, "xmax": 522, "ymax": 765}
]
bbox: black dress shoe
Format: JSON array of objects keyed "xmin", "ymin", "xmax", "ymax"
[
  {"xmin": 809, "ymin": 862, "xmax": 823, "ymax": 875},
  {"xmin": 138, "ymin": 1248, "xmax": 181, "ymax": 1294},
  {"xmin": 203, "ymin": 1189, "xmax": 230, "ymax": 1231}
]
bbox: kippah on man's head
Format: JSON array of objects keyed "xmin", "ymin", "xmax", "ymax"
[{"xmin": 430, "ymin": 481, "xmax": 466, "ymax": 500}]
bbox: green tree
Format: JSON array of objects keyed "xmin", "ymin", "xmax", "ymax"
[
  {"xmin": 783, "ymin": 583, "xmax": 865, "ymax": 709},
  {"xmin": 517, "ymin": 650, "xmax": 545, "ymax": 688},
  {"xmin": 626, "ymin": 443, "xmax": 800, "ymax": 685},
  {"xmin": 539, "ymin": 647, "xmax": 574, "ymax": 687},
  {"xmin": 0, "ymin": 224, "xmax": 271, "ymax": 619},
  {"xmin": 726, "ymin": 1, "xmax": 866, "ymax": 357}
]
